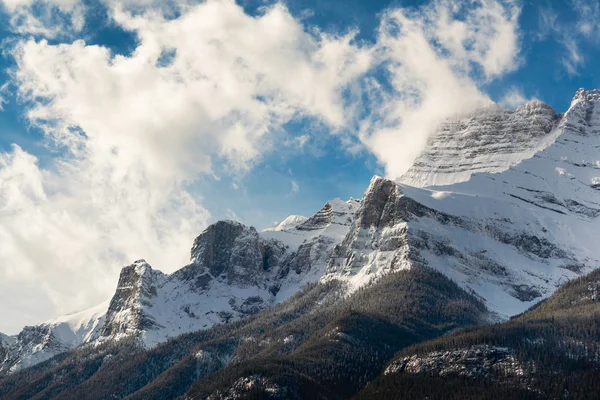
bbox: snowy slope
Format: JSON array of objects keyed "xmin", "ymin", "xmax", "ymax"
[
  {"xmin": 265, "ymin": 215, "xmax": 308, "ymax": 231},
  {"xmin": 0, "ymin": 301, "xmax": 108, "ymax": 373},
  {"xmin": 325, "ymin": 89, "xmax": 600, "ymax": 318}
]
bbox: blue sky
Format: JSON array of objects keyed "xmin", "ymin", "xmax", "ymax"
[
  {"xmin": 1, "ymin": 0, "xmax": 599, "ymax": 230},
  {"xmin": 0, "ymin": 0, "xmax": 599, "ymax": 333}
]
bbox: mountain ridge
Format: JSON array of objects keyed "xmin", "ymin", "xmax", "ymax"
[{"xmin": 1, "ymin": 88, "xmax": 599, "ymax": 387}]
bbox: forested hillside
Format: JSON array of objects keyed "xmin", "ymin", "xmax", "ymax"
[{"xmin": 355, "ymin": 268, "xmax": 600, "ymax": 400}]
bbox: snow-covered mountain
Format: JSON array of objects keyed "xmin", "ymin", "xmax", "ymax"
[
  {"xmin": 98, "ymin": 198, "xmax": 359, "ymax": 347},
  {"xmin": 327, "ymin": 89, "xmax": 600, "ymax": 317},
  {"xmin": 0, "ymin": 198, "xmax": 359, "ymax": 373},
  {"xmin": 3, "ymin": 88, "xmax": 599, "ymax": 376}
]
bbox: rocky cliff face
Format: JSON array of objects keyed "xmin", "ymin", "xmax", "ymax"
[
  {"xmin": 0, "ymin": 334, "xmax": 13, "ymax": 369},
  {"xmin": 385, "ymin": 345, "xmax": 525, "ymax": 379},
  {"xmin": 100, "ymin": 260, "xmax": 166, "ymax": 340},
  {"xmin": 183, "ymin": 221, "xmax": 287, "ymax": 287},
  {"xmin": 399, "ymin": 99, "xmax": 559, "ymax": 187}
]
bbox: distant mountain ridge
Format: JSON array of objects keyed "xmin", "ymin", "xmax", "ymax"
[{"xmin": 399, "ymin": 99, "xmax": 560, "ymax": 187}]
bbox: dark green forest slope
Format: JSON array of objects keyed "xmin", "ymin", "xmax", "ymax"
[{"xmin": 355, "ymin": 268, "xmax": 600, "ymax": 400}]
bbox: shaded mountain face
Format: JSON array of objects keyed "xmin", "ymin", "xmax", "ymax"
[
  {"xmin": 1, "ymin": 88, "xmax": 599, "ymax": 398},
  {"xmin": 357, "ymin": 268, "xmax": 600, "ymax": 400},
  {"xmin": 0, "ymin": 334, "xmax": 14, "ymax": 367}
]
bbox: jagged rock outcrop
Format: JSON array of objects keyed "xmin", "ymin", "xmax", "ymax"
[
  {"xmin": 180, "ymin": 221, "xmax": 287, "ymax": 287},
  {"xmin": 206, "ymin": 375, "xmax": 288, "ymax": 400},
  {"xmin": 385, "ymin": 345, "xmax": 525, "ymax": 378},
  {"xmin": 100, "ymin": 260, "xmax": 166, "ymax": 339},
  {"xmin": 0, "ymin": 334, "xmax": 13, "ymax": 369}
]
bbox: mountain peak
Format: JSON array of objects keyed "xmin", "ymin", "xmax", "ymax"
[
  {"xmin": 560, "ymin": 88, "xmax": 600, "ymax": 137},
  {"xmin": 571, "ymin": 88, "xmax": 600, "ymax": 104},
  {"xmin": 515, "ymin": 98, "xmax": 555, "ymax": 116},
  {"xmin": 265, "ymin": 215, "xmax": 308, "ymax": 232},
  {"xmin": 398, "ymin": 98, "xmax": 559, "ymax": 187},
  {"xmin": 189, "ymin": 220, "xmax": 265, "ymax": 279},
  {"xmin": 99, "ymin": 261, "xmax": 165, "ymax": 340}
]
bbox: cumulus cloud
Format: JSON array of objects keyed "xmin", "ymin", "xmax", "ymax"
[
  {"xmin": 0, "ymin": 145, "xmax": 209, "ymax": 333},
  {"xmin": 500, "ymin": 86, "xmax": 533, "ymax": 108}
]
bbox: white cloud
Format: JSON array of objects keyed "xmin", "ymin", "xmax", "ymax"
[
  {"xmin": 1, "ymin": 0, "xmax": 85, "ymax": 37},
  {"xmin": 225, "ymin": 208, "xmax": 242, "ymax": 222},
  {"xmin": 0, "ymin": 84, "xmax": 7, "ymax": 110},
  {"xmin": 572, "ymin": 0, "xmax": 600, "ymax": 37},
  {"xmin": 500, "ymin": 86, "xmax": 532, "ymax": 108},
  {"xmin": 536, "ymin": 1, "xmax": 600, "ymax": 76},
  {"xmin": 290, "ymin": 180, "xmax": 300, "ymax": 195},
  {"xmin": 561, "ymin": 36, "xmax": 584, "ymax": 75},
  {"xmin": 0, "ymin": 0, "xmax": 372, "ymax": 331},
  {"xmin": 537, "ymin": 5, "xmax": 584, "ymax": 76},
  {"xmin": 0, "ymin": 145, "xmax": 209, "ymax": 333},
  {"xmin": 356, "ymin": 0, "xmax": 521, "ymax": 178}
]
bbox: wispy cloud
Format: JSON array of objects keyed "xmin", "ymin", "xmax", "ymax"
[
  {"xmin": 290, "ymin": 180, "xmax": 300, "ymax": 195},
  {"xmin": 536, "ymin": 0, "xmax": 600, "ymax": 76},
  {"xmin": 500, "ymin": 86, "xmax": 534, "ymax": 108}
]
